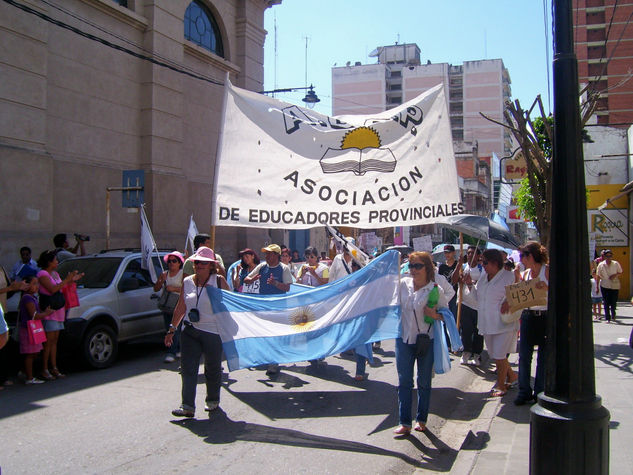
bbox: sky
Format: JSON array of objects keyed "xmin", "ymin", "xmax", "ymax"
[{"xmin": 263, "ymin": 1, "xmax": 554, "ymax": 117}]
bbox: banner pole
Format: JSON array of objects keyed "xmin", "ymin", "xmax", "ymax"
[
  {"xmin": 456, "ymin": 231, "xmax": 464, "ymax": 329},
  {"xmin": 210, "ymin": 72, "xmax": 230, "ymax": 250}
]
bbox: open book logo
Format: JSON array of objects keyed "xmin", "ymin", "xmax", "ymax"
[{"xmin": 320, "ymin": 126, "xmax": 396, "ymax": 176}]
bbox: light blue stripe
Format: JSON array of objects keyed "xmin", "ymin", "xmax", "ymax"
[
  {"xmin": 222, "ymin": 305, "xmax": 401, "ymax": 371},
  {"xmin": 207, "ymin": 250, "xmax": 400, "ymax": 313}
]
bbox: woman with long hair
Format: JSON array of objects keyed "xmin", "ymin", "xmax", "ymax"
[
  {"xmin": 165, "ymin": 247, "xmax": 229, "ymax": 418},
  {"xmin": 36, "ymin": 250, "xmax": 82, "ymax": 380},
  {"xmin": 514, "ymin": 241, "xmax": 549, "ymax": 406},
  {"xmin": 231, "ymin": 248, "xmax": 260, "ymax": 293},
  {"xmin": 394, "ymin": 251, "xmax": 446, "ymax": 436}
]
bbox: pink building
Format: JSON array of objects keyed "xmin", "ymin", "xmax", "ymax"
[{"xmin": 332, "ymin": 44, "xmax": 513, "ymax": 162}]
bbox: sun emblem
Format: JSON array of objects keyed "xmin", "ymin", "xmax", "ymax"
[
  {"xmin": 289, "ymin": 306, "xmax": 317, "ymax": 332},
  {"xmin": 340, "ymin": 126, "xmax": 381, "ymax": 150}
]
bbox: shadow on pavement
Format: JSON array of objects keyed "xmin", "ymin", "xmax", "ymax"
[
  {"xmin": 594, "ymin": 343, "xmax": 633, "ymax": 375},
  {"xmin": 0, "ymin": 339, "xmax": 166, "ymax": 419},
  {"xmin": 171, "ymin": 408, "xmax": 461, "ymax": 471}
]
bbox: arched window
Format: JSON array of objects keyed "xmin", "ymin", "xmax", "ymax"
[{"xmin": 184, "ymin": 1, "xmax": 224, "ymax": 57}]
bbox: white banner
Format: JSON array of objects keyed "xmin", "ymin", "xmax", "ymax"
[{"xmin": 212, "ymin": 81, "xmax": 462, "ymax": 229}]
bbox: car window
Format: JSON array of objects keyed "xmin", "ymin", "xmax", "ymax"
[
  {"xmin": 151, "ymin": 255, "xmax": 165, "ymax": 278},
  {"xmin": 121, "ymin": 258, "xmax": 153, "ymax": 288},
  {"xmin": 58, "ymin": 258, "xmax": 122, "ymax": 289}
]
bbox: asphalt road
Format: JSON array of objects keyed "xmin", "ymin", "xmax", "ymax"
[{"xmin": 0, "ymin": 338, "xmax": 497, "ymax": 474}]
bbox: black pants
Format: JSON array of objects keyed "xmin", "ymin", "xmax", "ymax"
[
  {"xmin": 600, "ymin": 287, "xmax": 619, "ymax": 321},
  {"xmin": 461, "ymin": 305, "xmax": 483, "ymax": 354}
]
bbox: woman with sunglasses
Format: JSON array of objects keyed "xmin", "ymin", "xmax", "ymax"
[
  {"xmin": 154, "ymin": 251, "xmax": 184, "ymax": 363},
  {"xmin": 165, "ymin": 247, "xmax": 230, "ymax": 418},
  {"xmin": 464, "ymin": 249, "xmax": 518, "ymax": 397},
  {"xmin": 514, "ymin": 241, "xmax": 549, "ymax": 406},
  {"xmin": 394, "ymin": 251, "xmax": 447, "ymax": 436},
  {"xmin": 296, "ymin": 246, "xmax": 329, "ymax": 287}
]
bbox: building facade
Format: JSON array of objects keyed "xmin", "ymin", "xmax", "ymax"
[
  {"xmin": 0, "ymin": 0, "xmax": 280, "ymax": 268},
  {"xmin": 573, "ymin": 0, "xmax": 633, "ymax": 128}
]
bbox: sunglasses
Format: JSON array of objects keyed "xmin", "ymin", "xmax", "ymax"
[
  {"xmin": 193, "ymin": 260, "xmax": 211, "ymax": 265},
  {"xmin": 167, "ymin": 259, "xmax": 179, "ymax": 264},
  {"xmin": 409, "ymin": 263, "xmax": 424, "ymax": 270},
  {"xmin": 305, "ymin": 254, "xmax": 316, "ymax": 259}
]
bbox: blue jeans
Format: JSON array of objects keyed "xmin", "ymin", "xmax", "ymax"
[
  {"xmin": 518, "ymin": 310, "xmax": 547, "ymax": 400},
  {"xmin": 179, "ymin": 324, "xmax": 223, "ymax": 411},
  {"xmin": 395, "ymin": 337, "xmax": 435, "ymax": 427},
  {"xmin": 355, "ymin": 353, "xmax": 367, "ymax": 377},
  {"xmin": 163, "ymin": 312, "xmax": 180, "ymax": 355}
]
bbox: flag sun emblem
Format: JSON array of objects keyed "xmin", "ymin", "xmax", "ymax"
[
  {"xmin": 289, "ymin": 306, "xmax": 316, "ymax": 332},
  {"xmin": 340, "ymin": 126, "xmax": 381, "ymax": 150}
]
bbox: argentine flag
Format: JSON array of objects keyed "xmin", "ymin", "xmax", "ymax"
[{"xmin": 208, "ymin": 250, "xmax": 402, "ymax": 371}]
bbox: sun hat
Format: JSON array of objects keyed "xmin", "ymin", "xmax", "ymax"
[
  {"xmin": 261, "ymin": 244, "xmax": 281, "ymax": 255},
  {"xmin": 163, "ymin": 251, "xmax": 185, "ymax": 264},
  {"xmin": 192, "ymin": 246, "xmax": 218, "ymax": 262}
]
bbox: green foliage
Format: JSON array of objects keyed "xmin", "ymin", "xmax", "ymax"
[
  {"xmin": 532, "ymin": 116, "xmax": 553, "ymax": 160},
  {"xmin": 515, "ymin": 177, "xmax": 537, "ymax": 223}
]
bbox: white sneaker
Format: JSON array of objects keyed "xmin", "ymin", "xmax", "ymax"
[
  {"xmin": 176, "ymin": 352, "xmax": 181, "ymax": 359},
  {"xmin": 460, "ymin": 352, "xmax": 471, "ymax": 365},
  {"xmin": 164, "ymin": 354, "xmax": 176, "ymax": 363},
  {"xmin": 204, "ymin": 401, "xmax": 219, "ymax": 412},
  {"xmin": 468, "ymin": 354, "xmax": 482, "ymax": 366},
  {"xmin": 25, "ymin": 378, "xmax": 45, "ymax": 385}
]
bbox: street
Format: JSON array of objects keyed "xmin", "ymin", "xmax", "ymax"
[{"xmin": 1, "ymin": 307, "xmax": 631, "ymax": 474}]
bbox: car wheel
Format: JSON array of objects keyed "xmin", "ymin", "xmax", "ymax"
[{"xmin": 83, "ymin": 324, "xmax": 118, "ymax": 368}]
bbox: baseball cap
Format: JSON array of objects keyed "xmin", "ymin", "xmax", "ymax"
[
  {"xmin": 261, "ymin": 244, "xmax": 281, "ymax": 255},
  {"xmin": 444, "ymin": 245, "xmax": 455, "ymax": 252}
]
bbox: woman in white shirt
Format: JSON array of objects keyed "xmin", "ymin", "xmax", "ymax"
[
  {"xmin": 466, "ymin": 249, "xmax": 518, "ymax": 397},
  {"xmin": 394, "ymin": 251, "xmax": 446, "ymax": 436},
  {"xmin": 165, "ymin": 247, "xmax": 229, "ymax": 418}
]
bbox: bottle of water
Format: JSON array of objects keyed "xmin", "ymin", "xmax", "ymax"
[{"xmin": 424, "ymin": 284, "xmax": 440, "ymax": 324}]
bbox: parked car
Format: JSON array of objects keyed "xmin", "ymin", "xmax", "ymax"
[{"xmin": 56, "ymin": 250, "xmax": 168, "ymax": 368}]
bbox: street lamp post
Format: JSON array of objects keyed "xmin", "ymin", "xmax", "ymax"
[
  {"xmin": 259, "ymin": 85, "xmax": 321, "ymax": 108},
  {"xmin": 529, "ymin": 1, "xmax": 610, "ymax": 473}
]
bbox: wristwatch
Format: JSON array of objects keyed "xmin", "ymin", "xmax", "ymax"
[{"xmin": 166, "ymin": 324, "xmax": 176, "ymax": 335}]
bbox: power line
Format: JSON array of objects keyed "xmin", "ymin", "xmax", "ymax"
[{"xmin": 3, "ymin": 0, "xmax": 224, "ymax": 87}]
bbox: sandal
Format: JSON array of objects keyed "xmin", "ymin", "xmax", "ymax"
[
  {"xmin": 490, "ymin": 387, "xmax": 507, "ymax": 397},
  {"xmin": 414, "ymin": 422, "xmax": 426, "ymax": 432},
  {"xmin": 393, "ymin": 425, "xmax": 411, "ymax": 436},
  {"xmin": 51, "ymin": 368, "xmax": 66, "ymax": 379},
  {"xmin": 40, "ymin": 370, "xmax": 56, "ymax": 381}
]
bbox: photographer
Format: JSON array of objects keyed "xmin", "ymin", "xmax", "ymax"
[{"xmin": 53, "ymin": 233, "xmax": 87, "ymax": 263}]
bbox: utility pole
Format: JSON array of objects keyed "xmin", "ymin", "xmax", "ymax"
[{"xmin": 529, "ymin": 1, "xmax": 610, "ymax": 473}]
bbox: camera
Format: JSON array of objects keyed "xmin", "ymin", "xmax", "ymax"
[
  {"xmin": 188, "ymin": 308, "xmax": 200, "ymax": 322},
  {"xmin": 74, "ymin": 233, "xmax": 90, "ymax": 242}
]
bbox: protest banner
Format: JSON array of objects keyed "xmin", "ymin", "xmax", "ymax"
[{"xmin": 505, "ymin": 278, "xmax": 548, "ymax": 313}]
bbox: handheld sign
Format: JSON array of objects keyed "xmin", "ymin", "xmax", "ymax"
[{"xmin": 505, "ymin": 278, "xmax": 547, "ymax": 313}]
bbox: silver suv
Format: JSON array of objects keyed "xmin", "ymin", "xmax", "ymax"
[{"xmin": 58, "ymin": 250, "xmax": 168, "ymax": 368}]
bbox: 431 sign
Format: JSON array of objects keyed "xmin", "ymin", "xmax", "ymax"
[{"xmin": 505, "ymin": 278, "xmax": 547, "ymax": 313}]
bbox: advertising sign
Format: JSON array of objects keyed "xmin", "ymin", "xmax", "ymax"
[{"xmin": 587, "ymin": 209, "xmax": 628, "ymax": 247}]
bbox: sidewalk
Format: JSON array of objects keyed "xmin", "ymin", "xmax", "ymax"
[{"xmin": 449, "ymin": 302, "xmax": 633, "ymax": 475}]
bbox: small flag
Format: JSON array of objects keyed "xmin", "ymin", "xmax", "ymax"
[
  {"xmin": 186, "ymin": 214, "xmax": 199, "ymax": 254},
  {"xmin": 140, "ymin": 206, "xmax": 158, "ymax": 283},
  {"xmin": 325, "ymin": 224, "xmax": 369, "ymax": 267}
]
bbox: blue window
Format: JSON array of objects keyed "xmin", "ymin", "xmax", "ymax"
[{"xmin": 184, "ymin": 1, "xmax": 224, "ymax": 57}]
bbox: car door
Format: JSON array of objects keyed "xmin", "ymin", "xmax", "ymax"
[{"xmin": 116, "ymin": 257, "xmax": 164, "ymax": 340}]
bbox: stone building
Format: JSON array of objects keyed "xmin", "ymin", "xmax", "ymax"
[{"xmin": 0, "ymin": 0, "xmax": 280, "ymax": 267}]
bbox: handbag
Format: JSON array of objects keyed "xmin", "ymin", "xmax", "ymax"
[
  {"xmin": 157, "ymin": 288, "xmax": 179, "ymax": 313},
  {"xmin": 39, "ymin": 291, "xmax": 66, "ymax": 311},
  {"xmin": 27, "ymin": 319, "xmax": 47, "ymax": 345},
  {"xmin": 501, "ymin": 308, "xmax": 523, "ymax": 324},
  {"xmin": 413, "ymin": 309, "xmax": 432, "ymax": 357},
  {"xmin": 62, "ymin": 282, "xmax": 80, "ymax": 309}
]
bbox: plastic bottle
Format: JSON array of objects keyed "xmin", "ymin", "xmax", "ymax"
[{"xmin": 424, "ymin": 284, "xmax": 440, "ymax": 324}]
